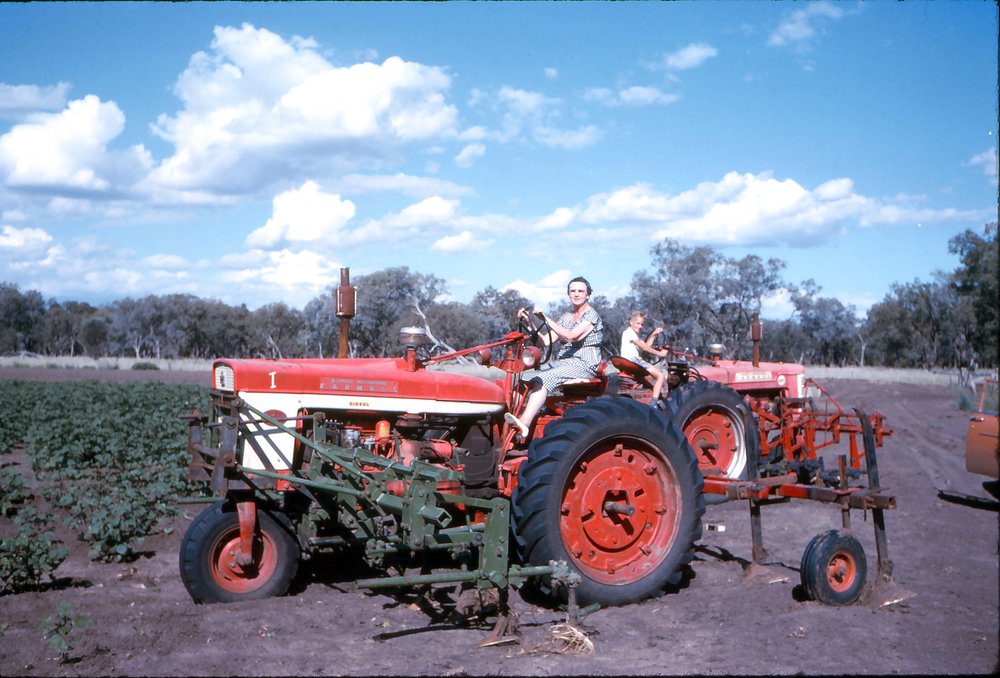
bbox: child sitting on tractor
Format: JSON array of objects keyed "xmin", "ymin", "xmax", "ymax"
[{"xmin": 620, "ymin": 310, "xmax": 671, "ymax": 400}]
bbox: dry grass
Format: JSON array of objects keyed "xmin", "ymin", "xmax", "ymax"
[
  {"xmin": 806, "ymin": 365, "xmax": 993, "ymax": 387},
  {"xmin": 0, "ymin": 355, "xmax": 213, "ymax": 372}
]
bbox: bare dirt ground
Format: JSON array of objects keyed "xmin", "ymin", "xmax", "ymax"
[{"xmin": 1, "ymin": 369, "xmax": 997, "ymax": 676}]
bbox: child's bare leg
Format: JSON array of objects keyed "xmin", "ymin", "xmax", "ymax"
[{"xmin": 649, "ymin": 366, "xmax": 665, "ymax": 400}]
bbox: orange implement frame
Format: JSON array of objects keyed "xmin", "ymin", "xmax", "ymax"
[
  {"xmin": 702, "ymin": 380, "xmax": 896, "ymax": 583},
  {"xmin": 748, "ymin": 378, "xmax": 891, "ymax": 471}
]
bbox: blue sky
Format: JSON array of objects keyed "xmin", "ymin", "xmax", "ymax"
[{"xmin": 1, "ymin": 2, "xmax": 996, "ymax": 319}]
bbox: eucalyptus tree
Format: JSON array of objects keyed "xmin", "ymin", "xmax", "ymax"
[
  {"xmin": 347, "ymin": 267, "xmax": 447, "ymax": 358},
  {"xmin": 949, "ymin": 222, "xmax": 998, "ymax": 367},
  {"xmin": 629, "ymin": 239, "xmax": 786, "ymax": 359}
]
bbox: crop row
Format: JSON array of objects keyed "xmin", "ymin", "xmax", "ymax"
[{"xmin": 0, "ymin": 380, "xmax": 210, "ymax": 594}]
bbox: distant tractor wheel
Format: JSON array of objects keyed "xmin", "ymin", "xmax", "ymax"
[
  {"xmin": 800, "ymin": 529, "xmax": 867, "ymax": 606},
  {"xmin": 512, "ymin": 396, "xmax": 705, "ymax": 607},
  {"xmin": 661, "ymin": 381, "xmax": 759, "ymax": 499},
  {"xmin": 180, "ymin": 501, "xmax": 299, "ymax": 604}
]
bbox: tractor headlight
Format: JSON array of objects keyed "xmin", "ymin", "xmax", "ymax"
[
  {"xmin": 399, "ymin": 326, "xmax": 428, "ymax": 348},
  {"xmin": 523, "ymin": 346, "xmax": 541, "ymax": 369}
]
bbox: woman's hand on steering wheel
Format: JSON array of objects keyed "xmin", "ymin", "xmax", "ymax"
[
  {"xmin": 517, "ymin": 307, "xmax": 542, "ymax": 338},
  {"xmin": 516, "ymin": 307, "xmax": 554, "ymax": 364}
]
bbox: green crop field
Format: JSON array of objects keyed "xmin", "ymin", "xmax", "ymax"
[{"xmin": 0, "ymin": 380, "xmax": 210, "ymax": 594}]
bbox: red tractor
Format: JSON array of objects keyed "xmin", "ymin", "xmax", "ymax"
[{"xmin": 181, "ymin": 315, "xmax": 895, "ymax": 625}]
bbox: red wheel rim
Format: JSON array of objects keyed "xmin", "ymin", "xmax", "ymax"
[
  {"xmin": 825, "ymin": 551, "xmax": 858, "ymax": 593},
  {"xmin": 559, "ymin": 437, "xmax": 681, "ymax": 585},
  {"xmin": 685, "ymin": 407, "xmax": 743, "ymax": 478},
  {"xmin": 209, "ymin": 528, "xmax": 279, "ymax": 594}
]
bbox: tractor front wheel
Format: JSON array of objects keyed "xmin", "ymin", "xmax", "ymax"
[
  {"xmin": 180, "ymin": 501, "xmax": 300, "ymax": 604},
  {"xmin": 799, "ymin": 529, "xmax": 867, "ymax": 606},
  {"xmin": 661, "ymin": 381, "xmax": 759, "ymax": 495},
  {"xmin": 512, "ymin": 396, "xmax": 705, "ymax": 607}
]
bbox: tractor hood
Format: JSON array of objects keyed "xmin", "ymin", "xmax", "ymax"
[
  {"xmin": 211, "ymin": 357, "xmax": 507, "ymax": 416},
  {"xmin": 695, "ymin": 360, "xmax": 806, "ymax": 398}
]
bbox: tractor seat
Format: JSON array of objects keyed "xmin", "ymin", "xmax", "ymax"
[
  {"xmin": 559, "ymin": 358, "xmax": 610, "ymax": 396},
  {"xmin": 609, "ymin": 356, "xmax": 655, "ymax": 390}
]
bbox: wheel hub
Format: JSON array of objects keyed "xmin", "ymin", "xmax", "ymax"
[
  {"xmin": 687, "ymin": 407, "xmax": 741, "ymax": 476},
  {"xmin": 826, "ymin": 552, "xmax": 857, "ymax": 592},
  {"xmin": 211, "ymin": 532, "xmax": 277, "ymax": 593},
  {"xmin": 560, "ymin": 440, "xmax": 681, "ymax": 584}
]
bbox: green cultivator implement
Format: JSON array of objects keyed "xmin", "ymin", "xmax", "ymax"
[{"xmin": 181, "ymin": 395, "xmax": 593, "ymax": 639}]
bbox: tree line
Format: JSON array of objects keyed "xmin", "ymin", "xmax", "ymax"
[{"xmin": 1, "ymin": 222, "xmax": 995, "ymax": 370}]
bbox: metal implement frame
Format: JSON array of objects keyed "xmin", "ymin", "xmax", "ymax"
[
  {"xmin": 702, "ymin": 406, "xmax": 895, "ymax": 582},
  {"xmin": 185, "ymin": 395, "xmax": 584, "ymax": 603}
]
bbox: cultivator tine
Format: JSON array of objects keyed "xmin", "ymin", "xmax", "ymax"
[
  {"xmin": 479, "ymin": 587, "xmax": 519, "ymax": 647},
  {"xmin": 855, "ymin": 407, "xmax": 893, "ymax": 582}
]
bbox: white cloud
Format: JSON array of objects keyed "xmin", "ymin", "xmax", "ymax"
[
  {"xmin": 336, "ymin": 172, "xmax": 472, "ymax": 200},
  {"xmin": 502, "ymin": 269, "xmax": 573, "ymax": 307},
  {"xmin": 275, "ymin": 57, "xmax": 456, "ymax": 140},
  {"xmin": 141, "ymin": 254, "xmax": 189, "ymax": 270},
  {"xmin": 0, "ymin": 224, "xmax": 53, "ymax": 251},
  {"xmin": 0, "ymin": 224, "xmax": 62, "ymax": 275},
  {"xmin": 0, "ymin": 82, "xmax": 72, "ymax": 120},
  {"xmin": 663, "ymin": 43, "xmax": 719, "ymax": 71},
  {"xmin": 535, "ymin": 207, "xmax": 576, "ymax": 231},
  {"xmin": 966, "ymin": 147, "xmax": 998, "ymax": 183},
  {"xmin": 388, "ymin": 195, "xmax": 458, "ymax": 228},
  {"xmin": 458, "ymin": 125, "xmax": 489, "ymax": 142},
  {"xmin": 148, "ymin": 24, "xmax": 459, "ymax": 195},
  {"xmin": 224, "ymin": 248, "xmax": 344, "ymax": 308},
  {"xmin": 339, "ymin": 195, "xmax": 460, "ymax": 247},
  {"xmin": 560, "ymin": 171, "xmax": 988, "ymax": 247},
  {"xmin": 814, "ymin": 177, "xmax": 854, "ymax": 200},
  {"xmin": 246, "ymin": 181, "xmax": 356, "ymax": 249},
  {"xmin": 0, "ymin": 95, "xmax": 152, "ymax": 194},
  {"xmin": 498, "ymin": 87, "xmax": 546, "ymax": 117},
  {"xmin": 544, "ymin": 67, "xmax": 559, "ymax": 80},
  {"xmin": 619, "ymin": 86, "xmax": 680, "ymax": 106},
  {"xmin": 534, "ymin": 124, "xmax": 601, "ymax": 150},
  {"xmin": 768, "ymin": 2, "xmax": 845, "ymax": 49},
  {"xmin": 760, "ymin": 289, "xmax": 796, "ymax": 320},
  {"xmin": 481, "ymin": 86, "xmax": 600, "ymax": 149},
  {"xmin": 585, "ymin": 86, "xmax": 680, "ymax": 107},
  {"xmin": 455, "ymin": 143, "xmax": 485, "ymax": 168},
  {"xmin": 431, "ymin": 230, "xmax": 493, "ymax": 252},
  {"xmin": 0, "ymin": 232, "xmax": 204, "ymax": 301}
]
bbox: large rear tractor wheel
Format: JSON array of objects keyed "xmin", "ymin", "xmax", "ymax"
[
  {"xmin": 799, "ymin": 529, "xmax": 867, "ymax": 606},
  {"xmin": 512, "ymin": 397, "xmax": 705, "ymax": 607},
  {"xmin": 180, "ymin": 501, "xmax": 300, "ymax": 604},
  {"xmin": 661, "ymin": 381, "xmax": 759, "ymax": 495}
]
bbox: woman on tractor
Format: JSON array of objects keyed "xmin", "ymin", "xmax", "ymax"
[{"xmin": 505, "ymin": 276, "xmax": 603, "ymax": 438}]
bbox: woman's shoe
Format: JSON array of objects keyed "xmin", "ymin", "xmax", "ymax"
[{"xmin": 504, "ymin": 412, "xmax": 529, "ymax": 438}]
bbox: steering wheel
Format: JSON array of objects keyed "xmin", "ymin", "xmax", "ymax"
[
  {"xmin": 518, "ymin": 314, "xmax": 554, "ymax": 365},
  {"xmin": 537, "ymin": 319, "xmax": 555, "ymax": 364},
  {"xmin": 647, "ymin": 328, "xmax": 670, "ymax": 366}
]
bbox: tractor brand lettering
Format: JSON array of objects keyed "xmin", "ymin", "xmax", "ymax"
[
  {"xmin": 734, "ymin": 371, "xmax": 773, "ymax": 382},
  {"xmin": 349, "ymin": 401, "xmax": 369, "ymax": 408},
  {"xmin": 268, "ymin": 371, "xmax": 277, "ymax": 389},
  {"xmin": 320, "ymin": 378, "xmax": 400, "ymax": 393}
]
